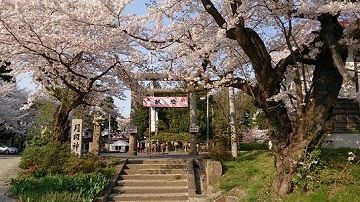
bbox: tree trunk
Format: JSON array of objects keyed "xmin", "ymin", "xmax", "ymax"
[
  {"xmin": 51, "ymin": 89, "xmax": 84, "ymax": 142},
  {"xmin": 273, "ymin": 154, "xmax": 297, "ymax": 194},
  {"xmin": 271, "ymin": 143, "xmax": 306, "ymax": 195},
  {"xmin": 200, "ymin": 2, "xmax": 348, "ymax": 195},
  {"xmin": 52, "ymin": 104, "xmax": 71, "ymax": 142}
]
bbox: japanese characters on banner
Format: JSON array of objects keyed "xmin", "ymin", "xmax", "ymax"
[
  {"xmin": 143, "ymin": 97, "xmax": 188, "ymax": 108},
  {"xmin": 71, "ymin": 119, "xmax": 83, "ymax": 155}
]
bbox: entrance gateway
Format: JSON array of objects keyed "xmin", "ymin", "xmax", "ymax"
[{"xmin": 127, "ymin": 73, "xmax": 200, "ymax": 156}]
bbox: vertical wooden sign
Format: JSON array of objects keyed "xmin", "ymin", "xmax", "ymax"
[{"xmin": 71, "ymin": 119, "xmax": 83, "ymax": 155}]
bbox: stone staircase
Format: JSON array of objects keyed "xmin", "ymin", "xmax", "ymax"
[{"xmin": 107, "ymin": 159, "xmax": 189, "ymax": 202}]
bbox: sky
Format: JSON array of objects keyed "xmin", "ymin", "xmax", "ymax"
[{"xmin": 16, "ymin": 0, "xmax": 151, "ymax": 118}]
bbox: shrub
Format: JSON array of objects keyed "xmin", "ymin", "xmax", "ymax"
[
  {"xmin": 20, "ymin": 141, "xmax": 70, "ymax": 175},
  {"xmin": 15, "ymin": 142, "xmax": 118, "ymax": 202},
  {"xmin": 206, "ymin": 142, "xmax": 234, "ymax": 161},
  {"xmin": 64, "ymin": 154, "xmax": 107, "ymax": 175},
  {"xmin": 239, "ymin": 142, "xmax": 269, "ymax": 151},
  {"xmin": 11, "ymin": 173, "xmax": 109, "ymax": 202}
]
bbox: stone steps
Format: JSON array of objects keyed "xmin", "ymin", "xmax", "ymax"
[
  {"xmin": 121, "ymin": 168, "xmax": 187, "ymax": 175},
  {"xmin": 118, "ymin": 174, "xmax": 186, "ymax": 180},
  {"xmin": 124, "ymin": 164, "xmax": 187, "ymax": 169},
  {"xmin": 116, "ymin": 179, "xmax": 188, "ymax": 186},
  {"xmin": 107, "ymin": 193, "xmax": 189, "ymax": 201},
  {"xmin": 125, "ymin": 159, "xmax": 186, "ymax": 164},
  {"xmin": 111, "ymin": 186, "xmax": 188, "ymax": 194},
  {"xmin": 108, "ymin": 159, "xmax": 189, "ymax": 201}
]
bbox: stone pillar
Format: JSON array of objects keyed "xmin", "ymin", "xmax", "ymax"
[
  {"xmin": 128, "ymin": 90, "xmax": 137, "ymax": 155},
  {"xmin": 189, "ymin": 92, "xmax": 198, "ymax": 155},
  {"xmin": 229, "ymin": 86, "xmax": 238, "ymax": 158},
  {"xmin": 90, "ymin": 118, "xmax": 101, "ymax": 156},
  {"xmin": 206, "ymin": 160, "xmax": 222, "ymax": 193}
]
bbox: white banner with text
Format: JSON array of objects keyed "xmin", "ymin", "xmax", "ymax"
[{"xmin": 143, "ymin": 97, "xmax": 188, "ymax": 108}]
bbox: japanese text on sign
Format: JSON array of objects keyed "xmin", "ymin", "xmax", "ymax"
[
  {"xmin": 143, "ymin": 97, "xmax": 188, "ymax": 108},
  {"xmin": 189, "ymin": 125, "xmax": 199, "ymax": 133},
  {"xmin": 71, "ymin": 119, "xmax": 83, "ymax": 155}
]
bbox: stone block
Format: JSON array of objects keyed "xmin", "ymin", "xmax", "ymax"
[{"xmin": 206, "ymin": 160, "xmax": 222, "ymax": 186}]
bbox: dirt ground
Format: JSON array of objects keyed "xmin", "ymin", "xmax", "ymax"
[{"xmin": 0, "ymin": 155, "xmax": 20, "ymax": 202}]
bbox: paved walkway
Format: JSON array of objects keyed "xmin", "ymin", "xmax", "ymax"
[{"xmin": 0, "ymin": 155, "xmax": 20, "ymax": 202}]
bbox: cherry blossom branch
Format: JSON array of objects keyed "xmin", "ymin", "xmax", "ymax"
[
  {"xmin": 122, "ymin": 30, "xmax": 181, "ymax": 44},
  {"xmin": 200, "ymin": 0, "xmax": 236, "ymax": 39}
]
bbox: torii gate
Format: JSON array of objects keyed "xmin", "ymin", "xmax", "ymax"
[{"xmin": 125, "ymin": 72, "xmax": 199, "ymax": 156}]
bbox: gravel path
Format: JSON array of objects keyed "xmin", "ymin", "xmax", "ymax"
[{"xmin": 0, "ymin": 155, "xmax": 20, "ymax": 202}]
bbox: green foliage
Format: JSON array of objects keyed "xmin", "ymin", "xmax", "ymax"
[
  {"xmin": 72, "ymin": 105, "xmax": 95, "ymax": 131},
  {"xmin": 211, "ymin": 90, "xmax": 229, "ymax": 138},
  {"xmin": 135, "ymin": 105, "xmax": 150, "ymax": 139},
  {"xmin": 206, "ymin": 138, "xmax": 234, "ymax": 161},
  {"xmin": 293, "ymin": 148, "xmax": 323, "ymax": 191},
  {"xmin": 219, "ymin": 151, "xmax": 274, "ymax": 201},
  {"xmin": 100, "ymin": 96, "xmax": 119, "ymax": 133},
  {"xmin": 163, "ymin": 108, "xmax": 190, "ymax": 133},
  {"xmin": 252, "ymin": 110, "xmax": 270, "ymax": 130},
  {"xmin": 27, "ymin": 100, "xmax": 57, "ymax": 146},
  {"xmin": 63, "ymin": 155, "xmax": 106, "ymax": 175},
  {"xmin": 293, "ymin": 148, "xmax": 360, "ymax": 192},
  {"xmin": 239, "ymin": 142, "xmax": 269, "ymax": 150},
  {"xmin": 15, "ymin": 142, "xmax": 117, "ymax": 202},
  {"xmin": 10, "ymin": 173, "xmax": 109, "ymax": 202},
  {"xmin": 0, "ymin": 128, "xmax": 15, "ymax": 145},
  {"xmin": 20, "ymin": 141, "xmax": 71, "ymax": 176},
  {"xmin": 218, "ymin": 149, "xmax": 360, "ymax": 201},
  {"xmin": 156, "ymin": 132, "xmax": 192, "ymax": 142},
  {"xmin": 211, "ymin": 89, "xmax": 256, "ymax": 142},
  {"xmin": 20, "ymin": 142, "xmax": 110, "ymax": 176}
]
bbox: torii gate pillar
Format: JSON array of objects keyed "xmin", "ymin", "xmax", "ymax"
[
  {"xmin": 128, "ymin": 90, "xmax": 137, "ymax": 155},
  {"xmin": 189, "ymin": 92, "xmax": 198, "ymax": 155}
]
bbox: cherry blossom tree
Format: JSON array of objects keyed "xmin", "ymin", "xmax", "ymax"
[
  {"xmin": 0, "ymin": 0, "xmax": 144, "ymax": 141},
  {"xmin": 0, "ymin": 80, "xmax": 29, "ymax": 134},
  {"xmin": 1, "ymin": 0, "xmax": 360, "ymax": 194},
  {"xmin": 127, "ymin": 0, "xmax": 360, "ymax": 194}
]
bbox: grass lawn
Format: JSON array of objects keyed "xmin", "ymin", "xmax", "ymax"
[{"xmin": 218, "ymin": 149, "xmax": 360, "ymax": 202}]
